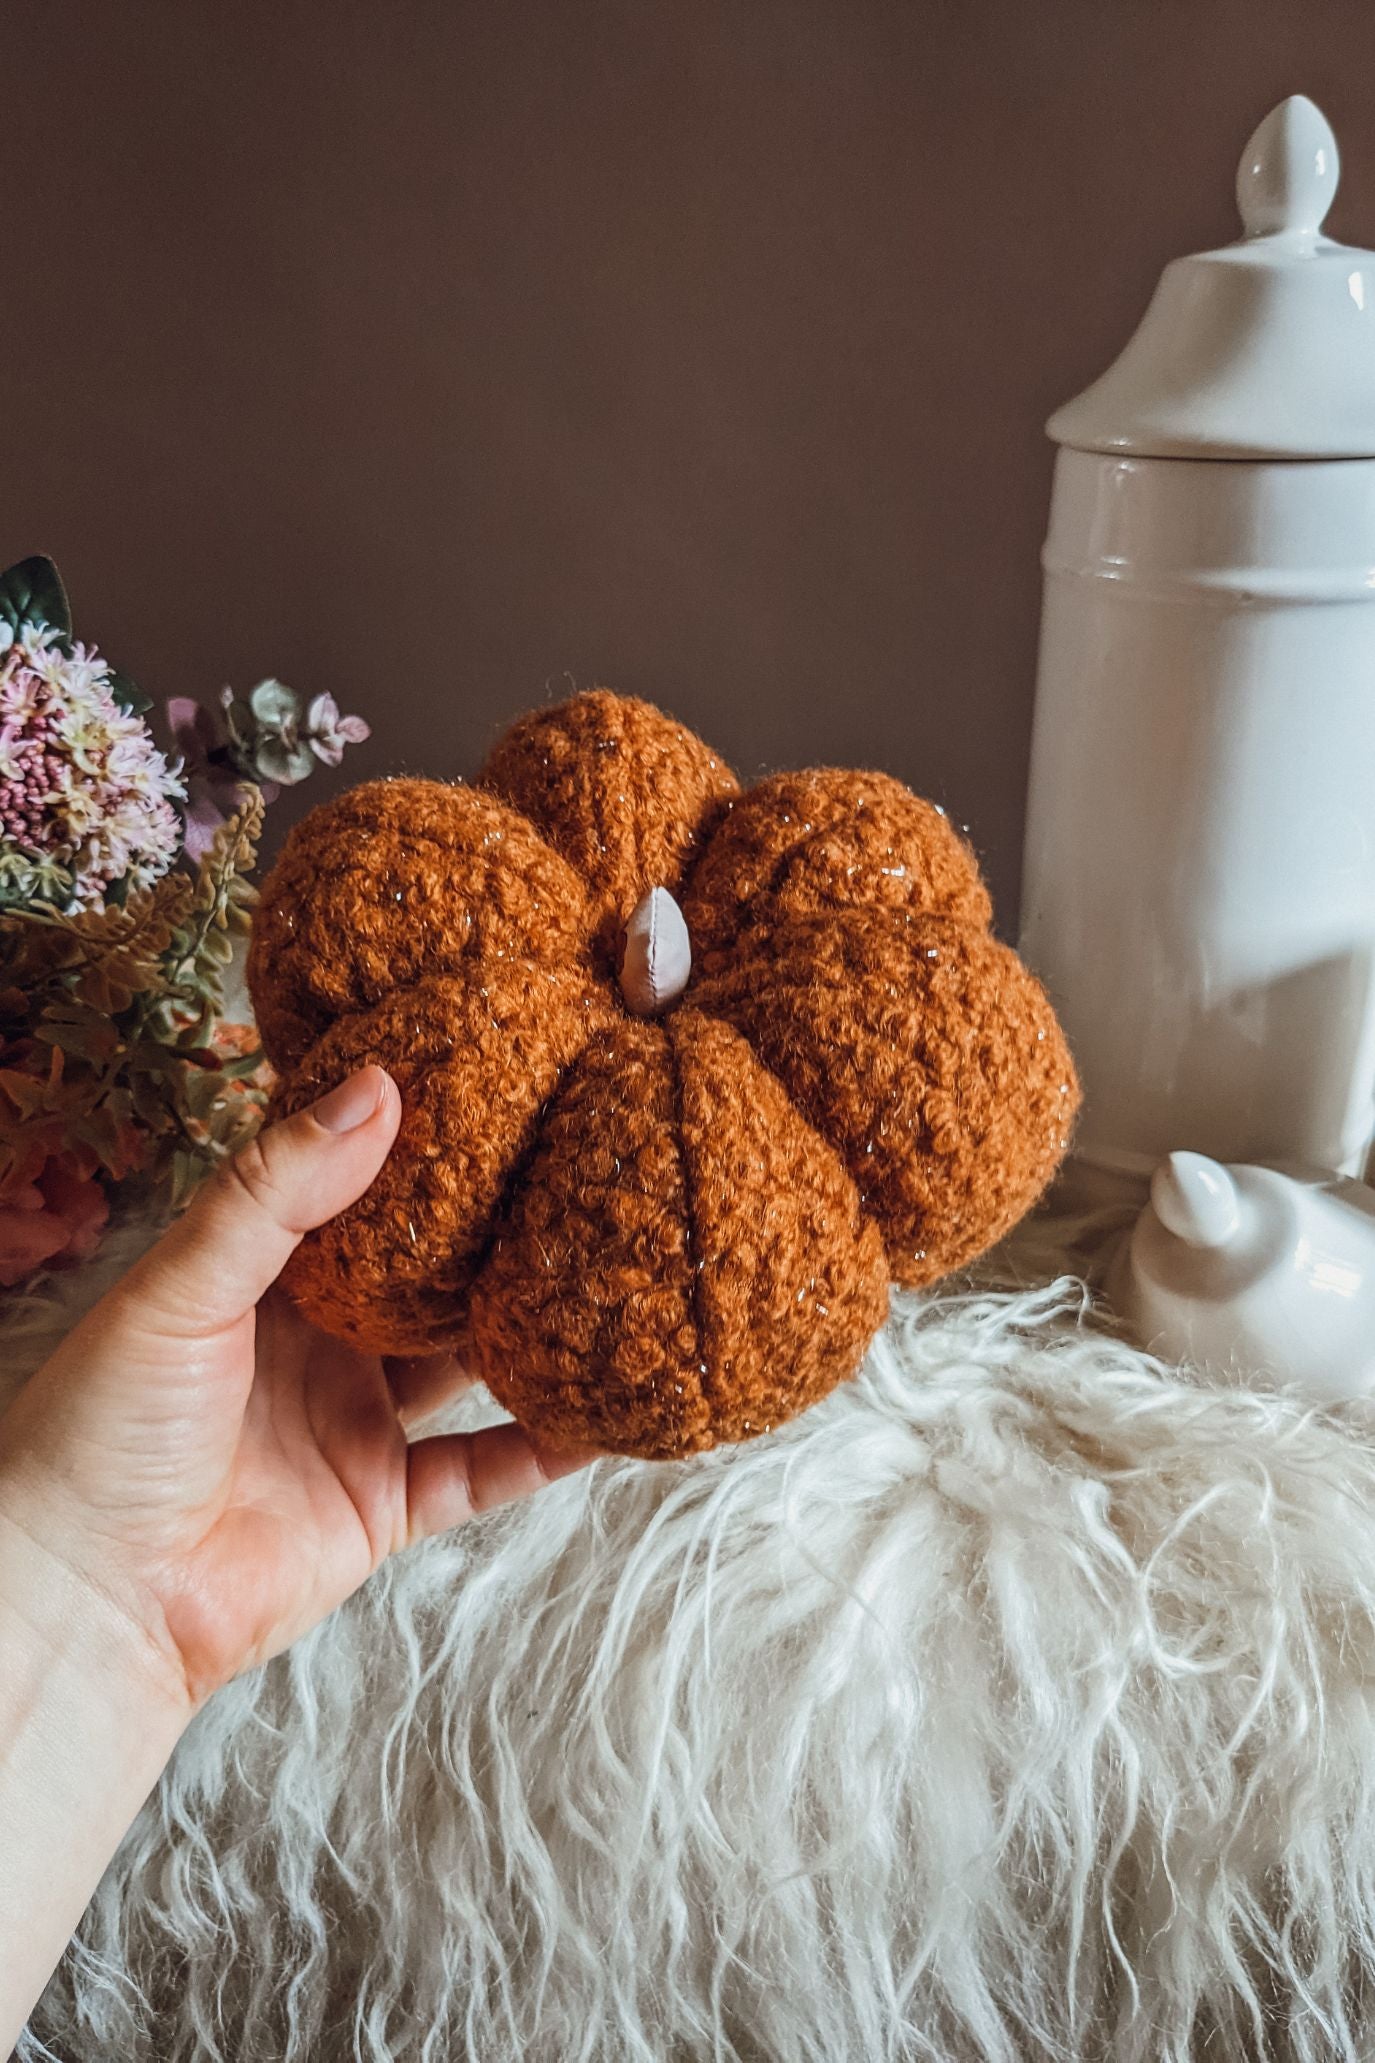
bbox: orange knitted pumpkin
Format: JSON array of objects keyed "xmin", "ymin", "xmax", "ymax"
[{"xmin": 247, "ymin": 690, "xmax": 1078, "ymax": 1459}]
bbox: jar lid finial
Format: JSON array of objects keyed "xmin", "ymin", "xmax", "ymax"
[
  {"xmin": 1237, "ymin": 94, "xmax": 1338, "ymax": 241},
  {"xmin": 1048, "ymin": 93, "xmax": 1375, "ymax": 459}
]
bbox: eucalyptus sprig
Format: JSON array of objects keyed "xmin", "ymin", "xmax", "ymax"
[{"xmin": 170, "ymin": 680, "xmax": 370, "ymax": 859}]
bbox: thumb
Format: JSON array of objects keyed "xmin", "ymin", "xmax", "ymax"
[{"xmin": 123, "ymin": 1066, "xmax": 402, "ymax": 1334}]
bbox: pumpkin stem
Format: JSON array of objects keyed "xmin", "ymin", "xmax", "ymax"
[{"xmin": 619, "ymin": 886, "xmax": 692, "ymax": 1017}]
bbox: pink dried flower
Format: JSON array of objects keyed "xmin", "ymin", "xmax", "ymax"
[
  {"xmin": 305, "ymin": 692, "xmax": 370, "ymax": 768},
  {"xmin": 166, "ymin": 694, "xmax": 258, "ymax": 864},
  {"xmin": 0, "ymin": 624, "xmax": 183, "ymax": 908}
]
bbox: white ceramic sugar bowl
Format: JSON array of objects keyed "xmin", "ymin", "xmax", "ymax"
[
  {"xmin": 1110, "ymin": 1152, "xmax": 1375, "ymax": 1403},
  {"xmin": 1021, "ymin": 97, "xmax": 1375, "ymax": 1189}
]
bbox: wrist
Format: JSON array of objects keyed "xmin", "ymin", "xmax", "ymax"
[
  {"xmin": 0, "ymin": 1496, "xmax": 188, "ymax": 2053},
  {"xmin": 0, "ymin": 1495, "xmax": 193, "ymax": 1748}
]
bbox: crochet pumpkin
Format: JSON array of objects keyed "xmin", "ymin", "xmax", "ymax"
[{"xmin": 248, "ymin": 690, "xmax": 1078, "ymax": 1459}]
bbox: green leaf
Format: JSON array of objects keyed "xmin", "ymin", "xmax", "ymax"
[
  {"xmin": 120, "ymin": 1035, "xmax": 193, "ymax": 1078},
  {"xmin": 0, "ymin": 1067, "xmax": 54, "ymax": 1119},
  {"xmin": 183, "ymin": 1067, "xmax": 238, "ymax": 1120},
  {"xmin": 170, "ymin": 1147, "xmax": 210, "ymax": 1209},
  {"xmin": 0, "ymin": 559, "xmax": 148, "ymax": 712},
  {"xmin": 35, "ymin": 1014, "xmax": 121, "ymax": 1063},
  {"xmin": 174, "ymin": 1004, "xmax": 216, "ymax": 1047},
  {"xmin": 216, "ymin": 1047, "xmax": 265, "ymax": 1080},
  {"xmin": 253, "ymin": 735, "xmax": 316, "ymax": 785},
  {"xmin": 106, "ymin": 666, "xmax": 151, "ymax": 715},
  {"xmin": 222, "ymin": 695, "xmax": 254, "ymax": 752},
  {"xmin": 249, "ymin": 678, "xmax": 299, "ymax": 726},
  {"xmin": 0, "ymin": 555, "xmax": 72, "ymax": 639}
]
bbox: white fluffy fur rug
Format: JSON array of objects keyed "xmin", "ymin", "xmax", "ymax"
[{"xmin": 9, "ymin": 1206, "xmax": 1375, "ymax": 2062}]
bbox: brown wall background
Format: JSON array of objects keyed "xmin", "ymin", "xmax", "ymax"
[{"xmin": 4, "ymin": 0, "xmax": 1373, "ymax": 920}]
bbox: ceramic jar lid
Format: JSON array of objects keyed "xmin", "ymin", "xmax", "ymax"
[{"xmin": 1050, "ymin": 96, "xmax": 1375, "ymax": 459}]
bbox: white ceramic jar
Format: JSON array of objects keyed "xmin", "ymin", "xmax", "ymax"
[{"xmin": 1020, "ymin": 97, "xmax": 1375, "ymax": 1185}]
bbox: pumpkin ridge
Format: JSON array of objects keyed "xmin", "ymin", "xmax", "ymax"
[
  {"xmin": 480, "ymin": 717, "xmax": 635, "ymax": 972},
  {"xmin": 288, "ymin": 777, "xmax": 588, "ymax": 889},
  {"xmin": 478, "ymin": 690, "xmax": 740, "ymax": 928},
  {"xmin": 456, "ymin": 1015, "xmax": 615, "ymax": 1312},
  {"xmin": 249, "ymin": 776, "xmax": 604, "ymax": 1071},
  {"xmin": 662, "ymin": 1015, "xmax": 717, "ymax": 1420},
  {"xmin": 585, "ymin": 720, "xmax": 622, "ymax": 907},
  {"xmin": 683, "ymin": 1001, "xmax": 897, "ymax": 1360},
  {"xmin": 681, "ymin": 767, "xmax": 991, "ymax": 961},
  {"xmin": 271, "ymin": 964, "xmax": 616, "ymax": 1353},
  {"xmin": 692, "ymin": 907, "xmax": 1078, "ymax": 1284},
  {"xmin": 469, "ymin": 779, "xmax": 629, "ymax": 980},
  {"xmin": 660, "ymin": 1010, "xmax": 890, "ymax": 1441},
  {"xmin": 398, "ymin": 800, "xmax": 604, "ymax": 935},
  {"xmin": 685, "ymin": 981, "xmax": 886, "ymax": 1242},
  {"xmin": 468, "ymin": 1019, "xmax": 716, "ymax": 1457},
  {"xmin": 696, "ymin": 904, "xmax": 977, "ymax": 968},
  {"xmin": 719, "ymin": 800, "xmax": 843, "ymax": 912},
  {"xmin": 688, "ymin": 910, "xmax": 978, "ymax": 1016}
]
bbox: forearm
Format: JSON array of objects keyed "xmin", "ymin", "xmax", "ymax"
[{"xmin": 0, "ymin": 1508, "xmax": 187, "ymax": 2053}]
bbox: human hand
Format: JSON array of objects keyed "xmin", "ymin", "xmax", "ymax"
[{"xmin": 0, "ymin": 1064, "xmax": 596, "ymax": 1718}]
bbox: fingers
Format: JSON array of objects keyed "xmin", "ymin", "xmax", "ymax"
[
  {"xmin": 123, "ymin": 1067, "xmax": 402, "ymax": 1336},
  {"xmin": 385, "ymin": 1352, "xmax": 476, "ymax": 1428},
  {"xmin": 404, "ymin": 1422, "xmax": 599, "ymax": 1544}
]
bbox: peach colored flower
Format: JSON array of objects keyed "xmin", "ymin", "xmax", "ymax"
[{"xmin": 0, "ymin": 1151, "xmax": 109, "ymax": 1286}]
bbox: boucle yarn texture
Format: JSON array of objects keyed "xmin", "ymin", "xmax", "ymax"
[{"xmin": 247, "ymin": 690, "xmax": 1078, "ymax": 1458}]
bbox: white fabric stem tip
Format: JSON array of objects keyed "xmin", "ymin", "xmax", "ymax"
[{"xmin": 618, "ymin": 886, "xmax": 692, "ymax": 1017}]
